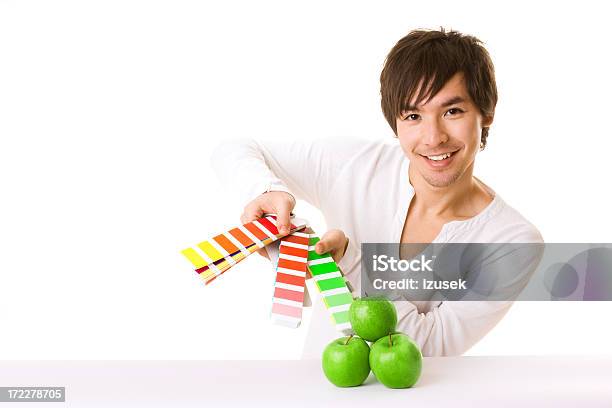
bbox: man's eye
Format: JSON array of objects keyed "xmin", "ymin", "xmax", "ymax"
[
  {"xmin": 403, "ymin": 113, "xmax": 420, "ymax": 121},
  {"xmin": 445, "ymin": 108, "xmax": 464, "ymax": 116}
]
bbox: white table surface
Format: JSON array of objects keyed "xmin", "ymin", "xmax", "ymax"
[{"xmin": 1, "ymin": 357, "xmax": 611, "ymax": 407}]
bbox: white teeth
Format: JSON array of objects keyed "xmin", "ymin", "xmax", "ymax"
[{"xmin": 427, "ymin": 152, "xmax": 452, "ymax": 161}]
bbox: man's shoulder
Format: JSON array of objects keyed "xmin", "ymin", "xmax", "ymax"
[{"xmin": 485, "ymin": 196, "xmax": 544, "ymax": 243}]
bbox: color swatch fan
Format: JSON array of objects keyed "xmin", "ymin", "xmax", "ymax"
[
  {"xmin": 181, "ymin": 215, "xmax": 308, "ymax": 284},
  {"xmin": 181, "ymin": 215, "xmax": 354, "ymax": 334}
]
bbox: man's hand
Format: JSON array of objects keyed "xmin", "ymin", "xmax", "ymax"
[
  {"xmin": 239, "ymin": 192, "xmax": 349, "ymax": 265},
  {"xmin": 315, "ymin": 229, "xmax": 349, "ymax": 264},
  {"xmin": 240, "ymin": 191, "xmax": 296, "ymax": 260}
]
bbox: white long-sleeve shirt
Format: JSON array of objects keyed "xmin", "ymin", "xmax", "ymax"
[{"xmin": 210, "ymin": 137, "xmax": 544, "ymax": 358}]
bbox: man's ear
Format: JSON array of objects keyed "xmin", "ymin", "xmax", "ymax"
[{"xmin": 482, "ymin": 113, "xmax": 494, "ymax": 128}]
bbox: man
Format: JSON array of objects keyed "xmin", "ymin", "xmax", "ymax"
[{"xmin": 211, "ymin": 28, "xmax": 542, "ymax": 357}]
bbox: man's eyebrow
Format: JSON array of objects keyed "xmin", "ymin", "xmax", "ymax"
[
  {"xmin": 401, "ymin": 96, "xmax": 466, "ymax": 113},
  {"xmin": 440, "ymin": 96, "xmax": 466, "ymax": 107},
  {"xmin": 402, "ymin": 104, "xmax": 419, "ymax": 112}
]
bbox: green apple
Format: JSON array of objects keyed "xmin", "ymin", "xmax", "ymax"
[
  {"xmin": 370, "ymin": 333, "xmax": 422, "ymax": 388},
  {"xmin": 322, "ymin": 335, "xmax": 370, "ymax": 387},
  {"xmin": 349, "ymin": 297, "xmax": 397, "ymax": 342}
]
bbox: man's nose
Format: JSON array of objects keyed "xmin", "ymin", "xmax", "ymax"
[{"xmin": 421, "ymin": 118, "xmax": 448, "ymax": 146}]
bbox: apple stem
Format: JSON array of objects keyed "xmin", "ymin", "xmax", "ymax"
[
  {"xmin": 389, "ymin": 333, "xmax": 393, "ymax": 347},
  {"xmin": 344, "ymin": 335, "xmax": 353, "ymax": 345}
]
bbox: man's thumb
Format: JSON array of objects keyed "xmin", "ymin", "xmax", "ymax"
[
  {"xmin": 315, "ymin": 241, "xmax": 327, "ymax": 254},
  {"xmin": 315, "ymin": 229, "xmax": 348, "ymax": 260},
  {"xmin": 275, "ymin": 206, "xmax": 292, "ymax": 235}
]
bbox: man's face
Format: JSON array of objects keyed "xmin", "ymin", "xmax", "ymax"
[{"xmin": 396, "ymin": 72, "xmax": 493, "ymax": 188}]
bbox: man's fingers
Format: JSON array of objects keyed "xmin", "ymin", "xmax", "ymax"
[
  {"xmin": 241, "ymin": 191, "xmax": 296, "ymax": 234},
  {"xmin": 315, "ymin": 229, "xmax": 348, "ymax": 262},
  {"xmin": 274, "ymin": 205, "xmax": 292, "ymax": 235},
  {"xmin": 241, "ymin": 202, "xmax": 265, "ymax": 224},
  {"xmin": 256, "ymin": 247, "xmax": 270, "ymax": 260},
  {"xmin": 238, "ymin": 191, "xmax": 296, "ymax": 262},
  {"xmin": 315, "ymin": 229, "xmax": 344, "ymax": 252},
  {"xmin": 240, "ymin": 211, "xmax": 260, "ymax": 225}
]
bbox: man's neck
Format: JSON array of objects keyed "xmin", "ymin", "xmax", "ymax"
[{"xmin": 408, "ymin": 163, "xmax": 493, "ymax": 221}]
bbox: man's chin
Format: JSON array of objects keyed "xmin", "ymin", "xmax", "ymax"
[{"xmin": 421, "ymin": 171, "xmax": 462, "ymax": 188}]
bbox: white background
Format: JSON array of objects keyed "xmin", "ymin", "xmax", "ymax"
[{"xmin": 1, "ymin": 0, "xmax": 610, "ymax": 359}]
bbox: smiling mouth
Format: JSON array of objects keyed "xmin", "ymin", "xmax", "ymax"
[{"xmin": 420, "ymin": 150, "xmax": 458, "ymax": 162}]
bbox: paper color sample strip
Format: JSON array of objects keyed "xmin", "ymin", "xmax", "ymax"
[
  {"xmin": 181, "ymin": 215, "xmax": 307, "ymax": 285},
  {"xmin": 307, "ymin": 235, "xmax": 354, "ymax": 334},
  {"xmin": 180, "ymin": 216, "xmax": 355, "ymax": 335},
  {"xmin": 270, "ymin": 232, "xmax": 310, "ymax": 328}
]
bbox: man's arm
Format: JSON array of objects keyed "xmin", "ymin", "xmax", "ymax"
[
  {"xmin": 210, "ymin": 137, "xmax": 365, "ymax": 262},
  {"xmin": 210, "ymin": 137, "xmax": 371, "ymax": 210},
  {"xmin": 393, "ymin": 236, "xmax": 545, "ymax": 356},
  {"xmin": 393, "ymin": 300, "xmax": 513, "ymax": 356}
]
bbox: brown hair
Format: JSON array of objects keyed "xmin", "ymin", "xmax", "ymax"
[{"xmin": 380, "ymin": 28, "xmax": 498, "ymax": 149}]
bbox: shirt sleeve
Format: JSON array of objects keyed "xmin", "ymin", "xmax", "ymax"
[
  {"xmin": 210, "ymin": 137, "xmax": 370, "ymax": 208},
  {"xmin": 393, "ymin": 300, "xmax": 514, "ymax": 356},
  {"xmin": 338, "ymin": 236, "xmax": 362, "ymax": 294},
  {"xmin": 393, "ymin": 225, "xmax": 545, "ymax": 356},
  {"xmin": 210, "ymin": 138, "xmax": 297, "ymax": 206}
]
